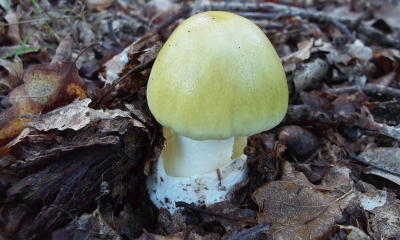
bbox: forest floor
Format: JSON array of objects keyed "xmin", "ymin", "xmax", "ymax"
[{"xmin": 0, "ymin": 0, "xmax": 400, "ymax": 239}]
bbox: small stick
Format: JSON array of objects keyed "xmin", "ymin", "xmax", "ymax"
[
  {"xmin": 222, "ymin": 223, "xmax": 271, "ymax": 240},
  {"xmin": 349, "ymin": 153, "xmax": 400, "ymax": 177},
  {"xmin": 325, "ymin": 85, "xmax": 400, "ymax": 98}
]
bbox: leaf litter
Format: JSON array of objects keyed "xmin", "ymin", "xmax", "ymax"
[{"xmin": 1, "ymin": 1, "xmax": 400, "ymax": 240}]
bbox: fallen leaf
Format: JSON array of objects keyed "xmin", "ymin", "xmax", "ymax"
[
  {"xmin": 23, "ymin": 98, "xmax": 131, "ymax": 132},
  {"xmin": 330, "ymin": 225, "xmax": 372, "ymax": 240},
  {"xmin": 327, "ymin": 5, "xmax": 364, "ymax": 22},
  {"xmin": 0, "ymin": 42, "xmax": 42, "ymax": 59},
  {"xmin": 51, "ymin": 209, "xmax": 121, "ymax": 240},
  {"xmin": 374, "ymin": 2, "xmax": 400, "ymax": 31},
  {"xmin": 83, "ymin": 0, "xmax": 114, "ymax": 11},
  {"xmin": 355, "ymin": 181, "xmax": 400, "ymax": 239},
  {"xmin": 50, "ymin": 33, "xmax": 74, "ymax": 64},
  {"xmin": 318, "ymin": 40, "xmax": 372, "ymax": 65},
  {"xmin": 159, "ymin": 208, "xmax": 182, "ymax": 235},
  {"xmin": 293, "ymin": 58, "xmax": 329, "ymax": 92},
  {"xmin": 252, "ymin": 181, "xmax": 354, "ymax": 239},
  {"xmin": 357, "ymin": 147, "xmax": 400, "ymax": 185},
  {"xmin": 93, "ymin": 42, "xmax": 162, "ymax": 109},
  {"xmin": 253, "ymin": 162, "xmax": 354, "ymax": 239},
  {"xmin": 0, "ymin": 0, "xmax": 11, "ymax": 11},
  {"xmin": 222, "ymin": 223, "xmax": 271, "ymax": 240},
  {"xmin": 348, "ymin": 40, "xmax": 373, "ymax": 62},
  {"xmin": 0, "ymin": 59, "xmax": 86, "ymax": 147},
  {"xmin": 4, "ymin": 8, "xmax": 22, "ymax": 45},
  {"xmin": 355, "ymin": 181, "xmax": 386, "ymax": 211},
  {"xmin": 325, "ymin": 132, "xmax": 361, "ymax": 155},
  {"xmin": 201, "ymin": 201, "xmax": 257, "ymax": 235},
  {"xmin": 0, "ymin": 57, "xmax": 23, "ymax": 88},
  {"xmin": 301, "ymin": 91, "xmax": 368, "ymax": 124},
  {"xmin": 104, "ymin": 30, "xmax": 160, "ymax": 84},
  {"xmin": 0, "ymin": 127, "xmax": 35, "ymax": 158},
  {"xmin": 281, "ymin": 38, "xmax": 314, "ymax": 72}
]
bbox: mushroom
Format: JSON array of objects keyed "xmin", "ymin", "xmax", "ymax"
[{"xmin": 146, "ymin": 11, "xmax": 288, "ymax": 213}]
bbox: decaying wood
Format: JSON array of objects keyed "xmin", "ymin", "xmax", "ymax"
[{"xmin": 0, "ymin": 115, "xmax": 163, "ymax": 239}]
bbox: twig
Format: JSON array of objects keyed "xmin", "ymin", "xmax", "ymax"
[
  {"xmin": 152, "ymin": 3, "xmax": 191, "ymax": 30},
  {"xmin": 50, "ymin": 204, "xmax": 76, "ymax": 222},
  {"xmin": 91, "ymin": 61, "xmax": 150, "ymax": 109},
  {"xmin": 349, "ymin": 153, "xmax": 400, "ymax": 177},
  {"xmin": 237, "ymin": 11, "xmax": 355, "ymax": 42},
  {"xmin": 356, "ymin": 23, "xmax": 400, "ymax": 49},
  {"xmin": 324, "ymin": 85, "xmax": 400, "ymax": 98},
  {"xmin": 175, "ymin": 201, "xmax": 258, "ymax": 223},
  {"xmin": 286, "ymin": 104, "xmax": 400, "ymax": 139},
  {"xmin": 328, "ymin": 16, "xmax": 356, "ymax": 42},
  {"xmin": 191, "ymin": 0, "xmax": 203, "ymax": 16},
  {"xmin": 107, "ymin": 19, "xmax": 122, "ymax": 47},
  {"xmin": 222, "ymin": 223, "xmax": 271, "ymax": 240},
  {"xmin": 91, "ymin": 42, "xmax": 161, "ymax": 109},
  {"xmin": 303, "ymin": 147, "xmax": 322, "ymax": 164},
  {"xmin": 200, "ymin": 1, "xmax": 400, "ymax": 48}
]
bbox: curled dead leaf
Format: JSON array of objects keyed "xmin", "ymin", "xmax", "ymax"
[
  {"xmin": 0, "ymin": 60, "xmax": 86, "ymax": 147},
  {"xmin": 0, "ymin": 57, "xmax": 23, "ymax": 88}
]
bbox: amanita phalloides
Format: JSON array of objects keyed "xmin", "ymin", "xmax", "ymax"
[{"xmin": 146, "ymin": 11, "xmax": 288, "ymax": 213}]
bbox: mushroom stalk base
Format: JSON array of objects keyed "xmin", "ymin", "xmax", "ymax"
[
  {"xmin": 147, "ymin": 154, "xmax": 247, "ymax": 213},
  {"xmin": 146, "ymin": 130, "xmax": 248, "ymax": 213}
]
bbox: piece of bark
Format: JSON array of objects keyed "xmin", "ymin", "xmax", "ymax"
[{"xmin": 1, "ymin": 116, "xmax": 162, "ymax": 239}]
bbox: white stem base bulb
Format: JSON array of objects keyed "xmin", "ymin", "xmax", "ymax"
[{"xmin": 146, "ymin": 129, "xmax": 248, "ymax": 213}]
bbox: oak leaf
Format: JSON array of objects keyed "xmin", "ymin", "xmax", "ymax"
[{"xmin": 0, "ymin": 61, "xmax": 86, "ymax": 147}]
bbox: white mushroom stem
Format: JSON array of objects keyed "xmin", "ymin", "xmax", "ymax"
[{"xmin": 147, "ymin": 128, "xmax": 248, "ymax": 213}]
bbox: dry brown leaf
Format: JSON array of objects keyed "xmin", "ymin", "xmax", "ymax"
[
  {"xmin": 354, "ymin": 181, "xmax": 400, "ymax": 239},
  {"xmin": 0, "ymin": 60, "xmax": 86, "ymax": 147},
  {"xmin": 252, "ymin": 181, "xmax": 353, "ymax": 239},
  {"xmin": 50, "ymin": 33, "xmax": 74, "ymax": 64},
  {"xmin": 93, "ymin": 42, "xmax": 162, "ymax": 109},
  {"xmin": 0, "ymin": 57, "xmax": 23, "ymax": 88},
  {"xmin": 330, "ymin": 225, "xmax": 372, "ymax": 240},
  {"xmin": 4, "ymin": 7, "xmax": 22, "ymax": 45},
  {"xmin": 282, "ymin": 161, "xmax": 353, "ymax": 194},
  {"xmin": 253, "ymin": 162, "xmax": 354, "ymax": 239},
  {"xmin": 281, "ymin": 39, "xmax": 314, "ymax": 72},
  {"xmin": 319, "ymin": 40, "xmax": 372, "ymax": 65},
  {"xmin": 0, "ymin": 42, "xmax": 41, "ymax": 59},
  {"xmin": 358, "ymin": 147, "xmax": 400, "ymax": 185},
  {"xmin": 104, "ymin": 33, "xmax": 160, "ymax": 84},
  {"xmin": 293, "ymin": 58, "xmax": 329, "ymax": 92},
  {"xmin": 301, "ymin": 91, "xmax": 368, "ymax": 124},
  {"xmin": 83, "ymin": 0, "xmax": 114, "ymax": 11},
  {"xmin": 374, "ymin": 2, "xmax": 400, "ymax": 31},
  {"xmin": 325, "ymin": 132, "xmax": 361, "ymax": 155},
  {"xmin": 158, "ymin": 208, "xmax": 182, "ymax": 235},
  {"xmin": 366, "ymin": 189, "xmax": 400, "ymax": 239},
  {"xmin": 23, "ymin": 98, "xmax": 133, "ymax": 132},
  {"xmin": 51, "ymin": 210, "xmax": 121, "ymax": 240},
  {"xmin": 201, "ymin": 200, "xmax": 257, "ymax": 234}
]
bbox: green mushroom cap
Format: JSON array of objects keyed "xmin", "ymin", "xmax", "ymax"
[{"xmin": 147, "ymin": 11, "xmax": 288, "ymax": 141}]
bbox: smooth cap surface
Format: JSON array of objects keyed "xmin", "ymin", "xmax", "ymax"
[{"xmin": 147, "ymin": 11, "xmax": 288, "ymax": 140}]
